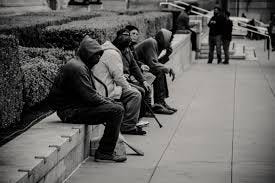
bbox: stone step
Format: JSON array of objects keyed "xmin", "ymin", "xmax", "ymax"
[
  {"xmin": 198, "ymin": 52, "xmax": 246, "ymax": 59},
  {"xmin": 199, "ymin": 48, "xmax": 236, "ymax": 55},
  {"xmin": 0, "ymin": 112, "xmax": 93, "ymax": 183}
]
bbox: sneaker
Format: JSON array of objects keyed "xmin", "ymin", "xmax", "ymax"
[
  {"xmin": 137, "ymin": 120, "xmax": 150, "ymax": 128},
  {"xmin": 121, "ymin": 127, "xmax": 146, "ymax": 135},
  {"xmin": 160, "ymin": 101, "xmax": 177, "ymax": 112},
  {"xmin": 94, "ymin": 151, "xmax": 127, "ymax": 163},
  {"xmin": 223, "ymin": 61, "xmax": 229, "ymax": 65},
  {"xmin": 152, "ymin": 104, "xmax": 174, "ymax": 115}
]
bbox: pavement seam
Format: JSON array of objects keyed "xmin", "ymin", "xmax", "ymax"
[
  {"xmin": 231, "ymin": 62, "xmax": 237, "ymax": 183},
  {"xmin": 147, "ymin": 80, "xmax": 200, "ymax": 183}
]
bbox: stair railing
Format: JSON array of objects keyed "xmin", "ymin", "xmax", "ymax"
[{"xmin": 159, "ymin": 0, "xmax": 272, "ymax": 60}]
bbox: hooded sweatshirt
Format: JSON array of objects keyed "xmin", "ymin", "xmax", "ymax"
[
  {"xmin": 92, "ymin": 41, "xmax": 131, "ymax": 99},
  {"xmin": 134, "ymin": 29, "xmax": 172, "ymax": 73},
  {"xmin": 48, "ymin": 36, "xmax": 109, "ymax": 111}
]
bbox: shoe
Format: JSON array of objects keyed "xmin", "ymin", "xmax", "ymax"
[
  {"xmin": 160, "ymin": 101, "xmax": 177, "ymax": 112},
  {"xmin": 217, "ymin": 61, "xmax": 222, "ymax": 64},
  {"xmin": 94, "ymin": 151, "xmax": 127, "ymax": 163},
  {"xmin": 152, "ymin": 104, "xmax": 174, "ymax": 115},
  {"xmin": 207, "ymin": 61, "xmax": 212, "ymax": 64},
  {"xmin": 136, "ymin": 120, "xmax": 150, "ymax": 128},
  {"xmin": 121, "ymin": 127, "xmax": 146, "ymax": 135},
  {"xmin": 223, "ymin": 61, "xmax": 229, "ymax": 65}
]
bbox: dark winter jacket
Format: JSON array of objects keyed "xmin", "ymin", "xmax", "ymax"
[
  {"xmin": 134, "ymin": 29, "xmax": 172, "ymax": 73},
  {"xmin": 208, "ymin": 14, "xmax": 225, "ymax": 36},
  {"xmin": 48, "ymin": 36, "xmax": 109, "ymax": 111},
  {"xmin": 222, "ymin": 18, "xmax": 233, "ymax": 41},
  {"xmin": 121, "ymin": 48, "xmax": 145, "ymax": 84}
]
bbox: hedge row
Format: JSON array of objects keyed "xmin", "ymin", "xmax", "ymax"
[
  {"xmin": 0, "ymin": 35, "xmax": 24, "ymax": 128},
  {"xmin": 0, "ymin": 11, "xmax": 172, "ymax": 129},
  {"xmin": 19, "ymin": 47, "xmax": 74, "ymax": 108},
  {"xmin": 0, "ymin": 11, "xmax": 102, "ymax": 47},
  {"xmin": 42, "ymin": 12, "xmax": 173, "ymax": 50}
]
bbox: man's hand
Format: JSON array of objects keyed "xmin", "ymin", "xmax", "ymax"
[
  {"xmin": 141, "ymin": 64, "xmax": 150, "ymax": 72},
  {"xmin": 143, "ymin": 81, "xmax": 151, "ymax": 92},
  {"xmin": 169, "ymin": 68, "xmax": 175, "ymax": 81}
]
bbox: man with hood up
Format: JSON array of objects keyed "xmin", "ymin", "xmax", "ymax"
[
  {"xmin": 134, "ymin": 28, "xmax": 177, "ymax": 115},
  {"xmin": 92, "ymin": 32, "xmax": 146, "ymax": 136},
  {"xmin": 48, "ymin": 36, "xmax": 126, "ymax": 162}
]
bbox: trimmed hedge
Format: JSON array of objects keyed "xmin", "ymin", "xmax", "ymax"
[
  {"xmin": 0, "ymin": 11, "xmax": 101, "ymax": 47},
  {"xmin": 0, "ymin": 35, "xmax": 24, "ymax": 129},
  {"xmin": 42, "ymin": 12, "xmax": 173, "ymax": 50},
  {"xmin": 0, "ymin": 11, "xmax": 173, "ymax": 129},
  {"xmin": 19, "ymin": 47, "xmax": 74, "ymax": 108}
]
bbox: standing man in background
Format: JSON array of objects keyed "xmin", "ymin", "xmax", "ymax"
[
  {"xmin": 207, "ymin": 6, "xmax": 224, "ymax": 64},
  {"xmin": 222, "ymin": 11, "xmax": 233, "ymax": 65},
  {"xmin": 176, "ymin": 5, "xmax": 197, "ymax": 51}
]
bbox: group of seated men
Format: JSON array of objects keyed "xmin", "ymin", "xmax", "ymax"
[{"xmin": 48, "ymin": 26, "xmax": 177, "ymax": 162}]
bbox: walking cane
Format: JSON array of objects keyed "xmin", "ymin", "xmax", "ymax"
[{"xmin": 143, "ymin": 101, "xmax": 163, "ymax": 128}]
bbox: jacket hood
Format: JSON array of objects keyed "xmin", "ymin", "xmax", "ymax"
[
  {"xmin": 77, "ymin": 35, "xmax": 103, "ymax": 66},
  {"xmin": 101, "ymin": 41, "xmax": 122, "ymax": 55},
  {"xmin": 155, "ymin": 28, "xmax": 172, "ymax": 49}
]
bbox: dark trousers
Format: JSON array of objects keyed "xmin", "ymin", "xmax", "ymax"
[
  {"xmin": 190, "ymin": 29, "xmax": 197, "ymax": 51},
  {"xmin": 208, "ymin": 35, "xmax": 222, "ymax": 63},
  {"xmin": 222, "ymin": 39, "xmax": 231, "ymax": 63},
  {"xmin": 57, "ymin": 103, "xmax": 124, "ymax": 154},
  {"xmin": 151, "ymin": 69, "xmax": 169, "ymax": 104}
]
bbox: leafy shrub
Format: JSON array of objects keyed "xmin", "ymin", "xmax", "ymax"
[
  {"xmin": 0, "ymin": 35, "xmax": 24, "ymax": 129},
  {"xmin": 19, "ymin": 47, "xmax": 74, "ymax": 108},
  {"xmin": 42, "ymin": 12, "xmax": 173, "ymax": 50},
  {"xmin": 0, "ymin": 12, "xmax": 101, "ymax": 47}
]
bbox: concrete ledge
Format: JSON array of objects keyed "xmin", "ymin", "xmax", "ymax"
[
  {"xmin": 0, "ymin": 113, "xmax": 88, "ymax": 183},
  {"xmin": 166, "ymin": 33, "xmax": 192, "ymax": 76},
  {"xmin": 0, "ymin": 33, "xmax": 193, "ymax": 183}
]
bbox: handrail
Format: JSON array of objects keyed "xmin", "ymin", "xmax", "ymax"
[
  {"xmin": 174, "ymin": 0, "xmax": 210, "ymax": 14},
  {"xmin": 160, "ymin": 0, "xmax": 271, "ymax": 60},
  {"xmin": 160, "ymin": 2, "xmax": 211, "ymax": 18}
]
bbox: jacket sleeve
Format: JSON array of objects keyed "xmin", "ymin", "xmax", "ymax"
[
  {"xmin": 70, "ymin": 67, "xmax": 111, "ymax": 106},
  {"xmin": 143, "ymin": 41, "xmax": 170, "ymax": 73},
  {"xmin": 128, "ymin": 51, "xmax": 145, "ymax": 83},
  {"xmin": 105, "ymin": 51, "xmax": 131, "ymax": 90}
]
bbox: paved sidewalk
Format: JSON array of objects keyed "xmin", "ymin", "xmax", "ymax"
[{"xmin": 66, "ymin": 39, "xmax": 275, "ymax": 183}]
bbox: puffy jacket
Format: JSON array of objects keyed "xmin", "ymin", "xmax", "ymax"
[{"xmin": 92, "ymin": 41, "xmax": 131, "ymax": 99}]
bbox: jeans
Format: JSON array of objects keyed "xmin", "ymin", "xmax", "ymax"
[
  {"xmin": 57, "ymin": 103, "xmax": 124, "ymax": 154},
  {"xmin": 130, "ymin": 82, "xmax": 152, "ymax": 118},
  {"xmin": 119, "ymin": 88, "xmax": 141, "ymax": 132},
  {"xmin": 222, "ymin": 39, "xmax": 231, "ymax": 63},
  {"xmin": 208, "ymin": 35, "xmax": 222, "ymax": 63}
]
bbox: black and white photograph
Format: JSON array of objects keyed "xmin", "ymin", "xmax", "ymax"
[{"xmin": 0, "ymin": 0, "xmax": 274, "ymax": 182}]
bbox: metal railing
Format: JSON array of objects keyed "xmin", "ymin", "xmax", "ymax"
[{"xmin": 160, "ymin": 0, "xmax": 272, "ymax": 60}]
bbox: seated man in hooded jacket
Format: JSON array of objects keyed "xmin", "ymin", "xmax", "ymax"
[
  {"xmin": 113, "ymin": 28, "xmax": 152, "ymax": 123},
  {"xmin": 47, "ymin": 35, "xmax": 126, "ymax": 163},
  {"xmin": 134, "ymin": 28, "xmax": 177, "ymax": 114},
  {"xmin": 92, "ymin": 33, "xmax": 146, "ymax": 135}
]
